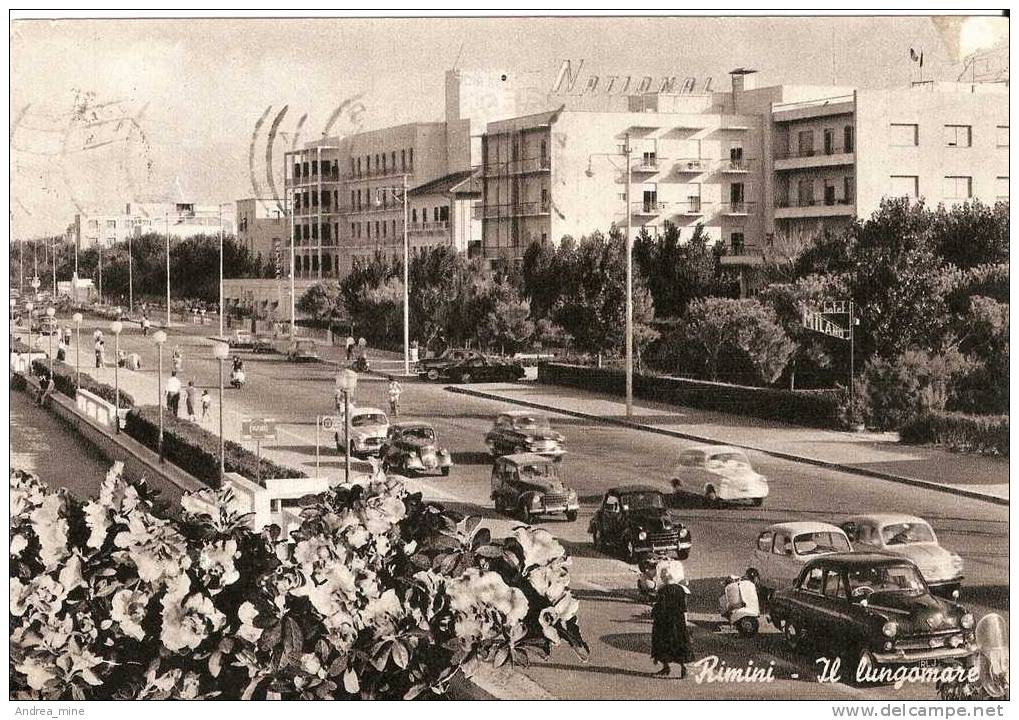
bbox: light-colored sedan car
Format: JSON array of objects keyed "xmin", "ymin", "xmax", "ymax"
[
  {"xmin": 747, "ymin": 521, "xmax": 852, "ymax": 596},
  {"xmin": 335, "ymin": 407, "xmax": 389, "ymax": 458},
  {"xmin": 840, "ymin": 514, "xmax": 964, "ymax": 597},
  {"xmin": 669, "ymin": 445, "xmax": 769, "ymax": 506}
]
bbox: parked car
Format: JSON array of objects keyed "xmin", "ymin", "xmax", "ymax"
[
  {"xmin": 669, "ymin": 445, "xmax": 769, "ymax": 506},
  {"xmin": 285, "ymin": 338, "xmax": 320, "ymax": 362},
  {"xmin": 335, "ymin": 407, "xmax": 389, "ymax": 458},
  {"xmin": 251, "ymin": 335, "xmax": 275, "ymax": 354},
  {"xmin": 768, "ymin": 553, "xmax": 977, "ymax": 673},
  {"xmin": 747, "ymin": 522, "xmax": 852, "ymax": 597},
  {"xmin": 491, "ymin": 453, "xmax": 579, "ymax": 523},
  {"xmin": 840, "ymin": 514, "xmax": 964, "ymax": 597},
  {"xmin": 443, "ymin": 355, "xmax": 525, "ymax": 384},
  {"xmin": 589, "ymin": 485, "xmax": 692, "ymax": 562},
  {"xmin": 35, "ymin": 317, "xmax": 59, "ymax": 336},
  {"xmin": 229, "ymin": 329, "xmax": 255, "ymax": 349},
  {"xmin": 485, "ymin": 410, "xmax": 566, "ymax": 460},
  {"xmin": 417, "ymin": 348, "xmax": 482, "ymax": 381},
  {"xmin": 381, "ymin": 422, "xmax": 453, "ymax": 476}
]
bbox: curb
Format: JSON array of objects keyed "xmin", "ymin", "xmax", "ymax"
[{"xmin": 446, "ymin": 386, "xmax": 1009, "ymax": 507}]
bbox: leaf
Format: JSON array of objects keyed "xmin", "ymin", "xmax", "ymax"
[
  {"xmin": 492, "ymin": 646, "xmax": 510, "ymax": 668},
  {"xmin": 260, "ymin": 621, "xmax": 282, "ymax": 652},
  {"xmin": 391, "ymin": 640, "xmax": 410, "ymax": 670},
  {"xmin": 343, "ymin": 668, "xmax": 359, "ymax": 694},
  {"xmin": 241, "ymin": 675, "xmax": 265, "ymax": 701},
  {"xmin": 209, "ymin": 651, "xmax": 222, "ymax": 678},
  {"xmin": 470, "ymin": 527, "xmax": 492, "ymax": 550},
  {"xmin": 404, "ymin": 683, "xmax": 428, "ymax": 700},
  {"xmin": 371, "ymin": 643, "xmax": 392, "ymax": 671},
  {"xmin": 474, "ymin": 544, "xmax": 503, "ymax": 559},
  {"xmin": 282, "ymin": 615, "xmax": 304, "ymax": 664}
]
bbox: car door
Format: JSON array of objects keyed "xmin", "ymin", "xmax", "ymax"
[
  {"xmin": 813, "ymin": 568, "xmax": 854, "ymax": 647},
  {"xmin": 770, "ymin": 531, "xmax": 798, "ymax": 590},
  {"xmin": 751, "ymin": 529, "xmax": 774, "ymax": 580},
  {"xmin": 600, "ymin": 493, "xmax": 622, "ymax": 542},
  {"xmin": 793, "ymin": 565, "xmax": 827, "ymax": 638}
]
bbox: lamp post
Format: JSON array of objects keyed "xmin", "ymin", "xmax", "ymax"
[
  {"xmin": 26, "ymin": 302, "xmax": 34, "ymax": 357},
  {"xmin": 72, "ymin": 312, "xmax": 83, "ymax": 389},
  {"xmin": 111, "ymin": 321, "xmax": 123, "ymax": 432},
  {"xmin": 165, "ymin": 213, "xmax": 172, "ymax": 328},
  {"xmin": 376, "ymin": 176, "xmax": 410, "ymax": 374},
  {"xmin": 45, "ymin": 307, "xmax": 56, "ymax": 374},
  {"xmin": 586, "ymin": 132, "xmax": 634, "ymax": 416},
  {"xmin": 154, "ymin": 330, "xmax": 167, "ymax": 462},
  {"xmin": 128, "ymin": 234, "xmax": 134, "ymax": 314},
  {"xmin": 212, "ymin": 339, "xmax": 230, "ymax": 481},
  {"xmin": 337, "ymin": 369, "xmax": 358, "ymax": 483},
  {"xmin": 9, "ymin": 299, "xmax": 15, "ymax": 348}
]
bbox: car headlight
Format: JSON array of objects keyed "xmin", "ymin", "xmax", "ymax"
[
  {"xmin": 949, "ymin": 635, "xmax": 965, "ymax": 648},
  {"xmin": 950, "ymin": 553, "xmax": 964, "ymax": 571},
  {"xmin": 882, "ymin": 621, "xmax": 898, "ymax": 638},
  {"xmin": 678, "ymin": 528, "xmax": 689, "ymax": 538},
  {"xmin": 960, "ymin": 613, "xmax": 974, "ymax": 629},
  {"xmin": 637, "ymin": 530, "xmax": 647, "ymax": 541},
  {"xmin": 530, "ymin": 495, "xmax": 543, "ymax": 508}
]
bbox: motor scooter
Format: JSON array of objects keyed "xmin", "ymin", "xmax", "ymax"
[
  {"xmin": 719, "ymin": 575, "xmax": 761, "ymax": 637},
  {"xmin": 352, "ymin": 356, "xmax": 370, "ymax": 373},
  {"xmin": 636, "ymin": 555, "xmax": 683, "ymax": 603},
  {"xmin": 230, "ymin": 369, "xmax": 246, "ymax": 389}
]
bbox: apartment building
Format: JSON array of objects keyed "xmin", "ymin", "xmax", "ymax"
[
  {"xmin": 69, "ymin": 202, "xmax": 234, "ymax": 252},
  {"xmin": 235, "ymin": 198, "xmax": 287, "ymax": 274}
]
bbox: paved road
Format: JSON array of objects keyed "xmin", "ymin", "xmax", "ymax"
[{"xmin": 27, "ymin": 319, "xmax": 1009, "ymax": 700}]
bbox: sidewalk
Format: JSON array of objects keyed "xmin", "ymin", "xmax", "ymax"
[{"xmin": 447, "ymin": 381, "xmax": 1009, "ymax": 505}]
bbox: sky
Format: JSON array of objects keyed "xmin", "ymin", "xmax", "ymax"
[{"xmin": 9, "ymin": 13, "xmax": 1009, "ymax": 238}]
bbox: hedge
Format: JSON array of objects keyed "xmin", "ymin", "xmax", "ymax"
[
  {"xmin": 123, "ymin": 405, "xmax": 307, "ymax": 488},
  {"xmin": 900, "ymin": 412, "xmax": 1009, "ymax": 457},
  {"xmin": 30, "ymin": 358, "xmax": 134, "ymax": 409},
  {"xmin": 538, "ymin": 363, "xmax": 846, "ymax": 429}
]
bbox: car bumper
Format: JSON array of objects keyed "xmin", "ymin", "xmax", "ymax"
[
  {"xmin": 872, "ymin": 643, "xmax": 977, "ymax": 665},
  {"xmin": 405, "ymin": 453, "xmax": 453, "ymax": 471},
  {"xmin": 718, "ymin": 484, "xmax": 769, "ymax": 501},
  {"xmin": 527, "ymin": 446, "xmax": 566, "ymax": 458},
  {"xmin": 636, "ymin": 539, "xmax": 693, "ymax": 556},
  {"xmin": 352, "ymin": 439, "xmax": 386, "ymax": 455},
  {"xmin": 533, "ymin": 501, "xmax": 580, "ymax": 516}
]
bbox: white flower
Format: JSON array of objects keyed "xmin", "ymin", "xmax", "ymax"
[
  {"xmin": 10, "ymin": 533, "xmax": 28, "ymax": 558},
  {"xmin": 30, "ymin": 494, "xmax": 69, "ymax": 569},
  {"xmin": 362, "ymin": 494, "xmax": 406, "ymax": 535},
  {"xmin": 114, "ymin": 515, "xmax": 191, "ymax": 587},
  {"xmin": 197, "ymin": 539, "xmax": 240, "ymax": 594},
  {"xmin": 513, "ymin": 527, "xmax": 565, "ymax": 569},
  {"xmin": 346, "ymin": 524, "xmax": 369, "ymax": 549},
  {"xmin": 160, "ymin": 583, "xmax": 226, "ymax": 653},
  {"xmin": 82, "ymin": 501, "xmax": 111, "ymax": 549},
  {"xmin": 111, "ymin": 588, "xmax": 150, "ymax": 641},
  {"xmin": 527, "ymin": 563, "xmax": 570, "ymax": 603},
  {"xmin": 361, "ymin": 588, "xmax": 403, "ymax": 634},
  {"xmin": 236, "ymin": 602, "xmax": 263, "ymax": 644},
  {"xmin": 15, "ymin": 657, "xmax": 56, "ymax": 691},
  {"xmin": 10, "ymin": 577, "xmax": 32, "ymax": 616},
  {"xmin": 179, "ymin": 672, "xmax": 201, "ymax": 699}
]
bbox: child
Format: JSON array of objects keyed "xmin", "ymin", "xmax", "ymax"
[{"xmin": 201, "ymin": 389, "xmax": 211, "ymax": 421}]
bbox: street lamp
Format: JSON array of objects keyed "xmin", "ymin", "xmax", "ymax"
[
  {"xmin": 9, "ymin": 299, "xmax": 15, "ymax": 348},
  {"xmin": 153, "ymin": 330, "xmax": 167, "ymax": 462},
  {"xmin": 45, "ymin": 307, "xmax": 56, "ymax": 374},
  {"xmin": 72, "ymin": 312, "xmax": 83, "ymax": 389},
  {"xmin": 212, "ymin": 339, "xmax": 230, "ymax": 481},
  {"xmin": 375, "ymin": 175, "xmax": 410, "ymax": 375},
  {"xmin": 337, "ymin": 369, "xmax": 358, "ymax": 483},
  {"xmin": 26, "ymin": 302, "xmax": 34, "ymax": 358},
  {"xmin": 111, "ymin": 321, "xmax": 123, "ymax": 432},
  {"xmin": 585, "ymin": 132, "xmax": 635, "ymax": 416}
]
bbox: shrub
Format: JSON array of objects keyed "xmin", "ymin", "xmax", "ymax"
[
  {"xmin": 11, "ymin": 338, "xmax": 33, "ymax": 354},
  {"xmin": 11, "ymin": 372, "xmax": 27, "ymax": 391},
  {"xmin": 900, "ymin": 412, "xmax": 1009, "ymax": 456},
  {"xmin": 123, "ymin": 405, "xmax": 306, "ymax": 488},
  {"xmin": 30, "ymin": 358, "xmax": 134, "ymax": 409},
  {"xmin": 9, "ymin": 465, "xmax": 588, "ymax": 699}
]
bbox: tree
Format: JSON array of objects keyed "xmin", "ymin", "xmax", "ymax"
[
  {"xmin": 297, "ymin": 282, "xmax": 342, "ymax": 324},
  {"xmin": 653, "ymin": 298, "xmax": 795, "ymax": 385},
  {"xmin": 930, "ymin": 199, "xmax": 1009, "ymax": 269},
  {"xmin": 478, "ymin": 289, "xmax": 535, "ymax": 354},
  {"xmin": 633, "ymin": 222, "xmax": 721, "ymax": 318}
]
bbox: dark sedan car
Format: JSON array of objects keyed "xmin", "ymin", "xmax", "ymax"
[
  {"xmin": 589, "ymin": 485, "xmax": 692, "ymax": 562},
  {"xmin": 768, "ymin": 553, "xmax": 977, "ymax": 675},
  {"xmin": 417, "ymin": 348, "xmax": 482, "ymax": 381},
  {"xmin": 485, "ymin": 410, "xmax": 565, "ymax": 459},
  {"xmin": 443, "ymin": 355, "xmax": 524, "ymax": 384},
  {"xmin": 380, "ymin": 422, "xmax": 453, "ymax": 476}
]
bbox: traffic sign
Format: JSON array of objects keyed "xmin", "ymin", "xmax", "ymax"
[
  {"xmin": 802, "ymin": 311, "xmax": 850, "ymax": 340},
  {"xmin": 241, "ymin": 417, "xmax": 277, "ymax": 440},
  {"xmin": 319, "ymin": 415, "xmax": 342, "ymax": 431}
]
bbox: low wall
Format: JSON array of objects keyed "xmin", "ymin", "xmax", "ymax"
[
  {"xmin": 75, "ymin": 387, "xmax": 127, "ymax": 430},
  {"xmin": 10, "ymin": 352, "xmax": 48, "ymax": 374},
  {"xmin": 538, "ymin": 363, "xmax": 846, "ymax": 429}
]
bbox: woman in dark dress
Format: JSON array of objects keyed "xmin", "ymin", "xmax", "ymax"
[{"xmin": 651, "ymin": 579, "xmax": 693, "ymax": 677}]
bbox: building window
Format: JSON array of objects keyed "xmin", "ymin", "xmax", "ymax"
[
  {"xmin": 302, "ymin": 162, "xmax": 309, "ymax": 176},
  {"xmin": 890, "ymin": 123, "xmax": 919, "ymax": 146},
  {"xmin": 996, "ymin": 125, "xmax": 1009, "ymax": 147},
  {"xmin": 381, "ymin": 154, "xmax": 387, "ymax": 172},
  {"xmin": 311, "ymin": 191, "xmax": 318, "ymax": 207},
  {"xmin": 401, "ymin": 149, "xmax": 406, "ymax": 170},
  {"xmin": 106, "ymin": 220, "xmax": 116, "ymax": 229},
  {"xmin": 995, "ymin": 176, "xmax": 1009, "ymax": 201},
  {"xmin": 412, "ymin": 208, "xmax": 418, "ymax": 223},
  {"xmin": 356, "ymin": 158, "xmax": 362, "ymax": 176},
  {"xmin": 823, "ymin": 128, "xmax": 835, "ymax": 155},
  {"xmin": 844, "ymin": 125, "xmax": 854, "ymax": 153},
  {"xmin": 943, "ymin": 175, "xmax": 972, "ymax": 200},
  {"xmin": 375, "ymin": 221, "xmax": 380, "ymax": 237},
  {"xmin": 350, "ymin": 223, "xmax": 356, "ymax": 238},
  {"xmin": 823, "ymin": 179, "xmax": 837, "ymax": 205},
  {"xmin": 391, "ymin": 151, "xmax": 396, "ymax": 170},
  {"xmin": 350, "ymin": 158, "xmax": 356, "ymax": 177},
  {"xmin": 322, "ymin": 224, "xmax": 331, "ymax": 241},
  {"xmin": 311, "ymin": 160, "xmax": 318, "ymax": 176},
  {"xmin": 408, "ymin": 148, "xmax": 413, "ymax": 168},
  {"xmin": 392, "ymin": 219, "xmax": 397, "ymax": 235},
  {"xmin": 944, "ymin": 125, "xmax": 972, "ymax": 148},
  {"xmin": 382, "ymin": 221, "xmax": 387, "ymax": 238},
  {"xmin": 730, "ymin": 232, "xmax": 745, "ymax": 254},
  {"xmin": 440, "ymin": 206, "xmax": 449, "ymax": 222},
  {"xmin": 311, "ymin": 224, "xmax": 318, "ymax": 240},
  {"xmin": 843, "ymin": 176, "xmax": 855, "ymax": 204},
  {"xmin": 890, "ymin": 175, "xmax": 919, "ymax": 199},
  {"xmin": 797, "ymin": 178, "xmax": 814, "ymax": 206},
  {"xmin": 797, "ymin": 129, "xmax": 815, "ymax": 156}
]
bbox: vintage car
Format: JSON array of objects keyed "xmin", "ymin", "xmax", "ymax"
[
  {"xmin": 485, "ymin": 410, "xmax": 566, "ymax": 460},
  {"xmin": 335, "ymin": 407, "xmax": 389, "ymax": 458},
  {"xmin": 491, "ymin": 453, "xmax": 579, "ymax": 522},
  {"xmin": 747, "ymin": 522, "xmax": 852, "ymax": 596},
  {"xmin": 417, "ymin": 348, "xmax": 482, "ymax": 381},
  {"xmin": 443, "ymin": 355, "xmax": 525, "ymax": 384},
  {"xmin": 840, "ymin": 514, "xmax": 964, "ymax": 597},
  {"xmin": 589, "ymin": 484, "xmax": 692, "ymax": 562},
  {"xmin": 669, "ymin": 445, "xmax": 769, "ymax": 506},
  {"xmin": 284, "ymin": 338, "xmax": 320, "ymax": 363},
  {"xmin": 229, "ymin": 329, "xmax": 255, "ymax": 349},
  {"xmin": 768, "ymin": 553, "xmax": 977, "ymax": 672},
  {"xmin": 251, "ymin": 335, "xmax": 275, "ymax": 354},
  {"xmin": 381, "ymin": 422, "xmax": 453, "ymax": 476}
]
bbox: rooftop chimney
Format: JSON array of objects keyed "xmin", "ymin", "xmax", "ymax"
[{"xmin": 729, "ymin": 67, "xmax": 759, "ymax": 93}]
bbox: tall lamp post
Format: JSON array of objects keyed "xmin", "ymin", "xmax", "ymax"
[
  {"xmin": 337, "ymin": 369, "xmax": 358, "ymax": 483},
  {"xmin": 164, "ymin": 213, "xmax": 172, "ymax": 328},
  {"xmin": 72, "ymin": 312, "xmax": 83, "ymax": 389},
  {"xmin": 110, "ymin": 321, "xmax": 123, "ymax": 431},
  {"xmin": 153, "ymin": 330, "xmax": 167, "ymax": 461},
  {"xmin": 375, "ymin": 175, "xmax": 410, "ymax": 374},
  {"xmin": 212, "ymin": 339, "xmax": 230, "ymax": 481},
  {"xmin": 26, "ymin": 302, "xmax": 35, "ymax": 356},
  {"xmin": 128, "ymin": 234, "xmax": 134, "ymax": 314},
  {"xmin": 9, "ymin": 299, "xmax": 15, "ymax": 348},
  {"xmin": 585, "ymin": 132, "xmax": 634, "ymax": 416},
  {"xmin": 45, "ymin": 307, "xmax": 56, "ymax": 374}
]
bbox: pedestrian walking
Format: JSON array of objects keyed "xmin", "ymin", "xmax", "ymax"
[
  {"xmin": 63, "ymin": 326, "xmax": 72, "ymax": 345},
  {"xmin": 650, "ymin": 562, "xmax": 693, "ymax": 678},
  {"xmin": 166, "ymin": 371, "xmax": 182, "ymax": 417},
  {"xmin": 345, "ymin": 335, "xmax": 355, "ymax": 362},
  {"xmin": 185, "ymin": 380, "xmax": 199, "ymax": 422},
  {"xmin": 172, "ymin": 345, "xmax": 183, "ymax": 373},
  {"xmin": 94, "ymin": 338, "xmax": 103, "ymax": 368},
  {"xmin": 387, "ymin": 376, "xmax": 403, "ymax": 417},
  {"xmin": 56, "ymin": 338, "xmax": 67, "ymax": 362},
  {"xmin": 201, "ymin": 390, "xmax": 211, "ymax": 421},
  {"xmin": 98, "ymin": 339, "xmax": 107, "ymax": 367},
  {"xmin": 142, "ymin": 315, "xmax": 150, "ymax": 336}
]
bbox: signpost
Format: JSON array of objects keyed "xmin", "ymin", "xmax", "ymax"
[
  {"xmin": 316, "ymin": 414, "xmax": 342, "ymax": 478},
  {"xmin": 802, "ymin": 299, "xmax": 859, "ymax": 402},
  {"xmin": 241, "ymin": 417, "xmax": 278, "ymax": 485}
]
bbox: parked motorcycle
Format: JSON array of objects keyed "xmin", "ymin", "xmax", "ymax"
[
  {"xmin": 719, "ymin": 574, "xmax": 761, "ymax": 637},
  {"xmin": 230, "ymin": 369, "xmax": 246, "ymax": 389}
]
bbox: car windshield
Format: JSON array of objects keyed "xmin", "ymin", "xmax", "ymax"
[
  {"xmin": 794, "ymin": 531, "xmax": 851, "ymax": 556},
  {"xmin": 705, "ymin": 451, "xmax": 751, "ymax": 469},
  {"xmin": 512, "ymin": 415, "xmax": 551, "ymax": 431},
  {"xmin": 847, "ymin": 564, "xmax": 926, "ymax": 596},
  {"xmin": 881, "ymin": 522, "xmax": 936, "ymax": 545},
  {"xmin": 352, "ymin": 413, "xmax": 387, "ymax": 427},
  {"xmin": 518, "ymin": 463, "xmax": 557, "ymax": 479},
  {"xmin": 621, "ymin": 492, "xmax": 665, "ymax": 511},
  {"xmin": 402, "ymin": 427, "xmax": 435, "ymax": 441}
]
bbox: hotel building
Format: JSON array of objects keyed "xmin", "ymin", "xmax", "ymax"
[{"xmin": 68, "ymin": 202, "xmax": 235, "ymax": 252}]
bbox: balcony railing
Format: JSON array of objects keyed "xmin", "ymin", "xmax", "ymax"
[
  {"xmin": 775, "ymin": 147, "xmax": 853, "ymax": 160},
  {"xmin": 633, "ymin": 159, "xmax": 660, "ymax": 172},
  {"xmin": 775, "ymin": 197, "xmax": 853, "ymax": 208},
  {"xmin": 722, "ymin": 159, "xmax": 751, "ymax": 173},
  {"xmin": 474, "ymin": 201, "xmax": 551, "ymax": 219},
  {"xmin": 721, "ymin": 201, "xmax": 755, "ymax": 214},
  {"xmin": 483, "ymin": 156, "xmax": 551, "ymax": 176},
  {"xmin": 631, "ymin": 201, "xmax": 667, "ymax": 215},
  {"xmin": 344, "ymin": 165, "xmax": 414, "ymax": 182},
  {"xmin": 407, "ymin": 221, "xmax": 449, "ymax": 236},
  {"xmin": 678, "ymin": 200, "xmax": 705, "ymax": 215},
  {"xmin": 674, "ymin": 158, "xmax": 707, "ymax": 173}
]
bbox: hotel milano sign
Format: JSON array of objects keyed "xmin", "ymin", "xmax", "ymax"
[{"xmin": 550, "ymin": 58, "xmax": 714, "ymax": 96}]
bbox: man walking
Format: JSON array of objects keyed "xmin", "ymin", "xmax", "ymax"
[
  {"xmin": 185, "ymin": 380, "xmax": 199, "ymax": 422},
  {"xmin": 166, "ymin": 371, "xmax": 182, "ymax": 417},
  {"xmin": 387, "ymin": 376, "xmax": 403, "ymax": 417},
  {"xmin": 345, "ymin": 335, "xmax": 355, "ymax": 363}
]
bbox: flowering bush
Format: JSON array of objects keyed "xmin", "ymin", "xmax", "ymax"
[{"xmin": 10, "ymin": 464, "xmax": 587, "ymax": 699}]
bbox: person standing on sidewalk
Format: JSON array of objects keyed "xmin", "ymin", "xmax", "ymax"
[
  {"xmin": 166, "ymin": 371, "xmax": 182, "ymax": 417},
  {"xmin": 650, "ymin": 563, "xmax": 693, "ymax": 678},
  {"xmin": 201, "ymin": 389, "xmax": 211, "ymax": 422},
  {"xmin": 94, "ymin": 337, "xmax": 103, "ymax": 368},
  {"xmin": 172, "ymin": 345, "xmax": 183, "ymax": 373},
  {"xmin": 345, "ymin": 335, "xmax": 355, "ymax": 362},
  {"xmin": 185, "ymin": 380, "xmax": 199, "ymax": 422},
  {"xmin": 387, "ymin": 376, "xmax": 403, "ymax": 417},
  {"xmin": 142, "ymin": 315, "xmax": 150, "ymax": 336}
]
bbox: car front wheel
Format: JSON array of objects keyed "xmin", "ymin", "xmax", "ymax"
[
  {"xmin": 427, "ymin": 369, "xmax": 440, "ymax": 381},
  {"xmin": 592, "ymin": 527, "xmax": 604, "ymax": 551},
  {"xmin": 565, "ymin": 510, "xmax": 578, "ymax": 522},
  {"xmin": 519, "ymin": 503, "xmax": 532, "ymax": 524},
  {"xmin": 460, "ymin": 372, "xmax": 472, "ymax": 384}
]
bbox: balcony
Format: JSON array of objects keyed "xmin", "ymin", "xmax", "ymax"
[
  {"xmin": 483, "ymin": 156, "xmax": 550, "ymax": 176},
  {"xmin": 677, "ymin": 200, "xmax": 705, "ymax": 216},
  {"xmin": 288, "ymin": 171, "xmax": 343, "ymax": 187},
  {"xmin": 674, "ymin": 158, "xmax": 707, "ymax": 174},
  {"xmin": 774, "ymin": 197, "xmax": 855, "ymax": 219},
  {"xmin": 474, "ymin": 201, "xmax": 551, "ymax": 220},
  {"xmin": 631, "ymin": 201, "xmax": 667, "ymax": 217},
  {"xmin": 721, "ymin": 201, "xmax": 755, "ymax": 216},
  {"xmin": 774, "ymin": 148, "xmax": 854, "ymax": 171},
  {"xmin": 633, "ymin": 158, "xmax": 660, "ymax": 173},
  {"xmin": 721, "ymin": 159, "xmax": 752, "ymax": 173},
  {"xmin": 344, "ymin": 165, "xmax": 414, "ymax": 183},
  {"xmin": 407, "ymin": 221, "xmax": 449, "ymax": 237}
]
